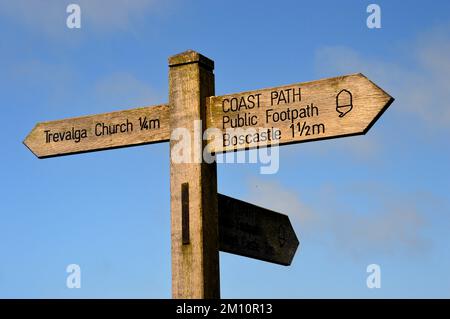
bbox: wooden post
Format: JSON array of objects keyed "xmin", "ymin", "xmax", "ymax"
[{"xmin": 169, "ymin": 50, "xmax": 220, "ymax": 299}]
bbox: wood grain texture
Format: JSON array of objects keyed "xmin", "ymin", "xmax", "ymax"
[
  {"xmin": 169, "ymin": 50, "xmax": 220, "ymax": 299},
  {"xmin": 218, "ymin": 194, "xmax": 299, "ymax": 266},
  {"xmin": 206, "ymin": 73, "xmax": 394, "ymax": 153},
  {"xmin": 24, "ymin": 104, "xmax": 170, "ymax": 158}
]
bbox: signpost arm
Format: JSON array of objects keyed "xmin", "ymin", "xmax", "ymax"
[{"xmin": 169, "ymin": 50, "xmax": 220, "ymax": 299}]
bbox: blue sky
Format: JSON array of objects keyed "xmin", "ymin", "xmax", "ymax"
[{"xmin": 1, "ymin": 0, "xmax": 450, "ymax": 298}]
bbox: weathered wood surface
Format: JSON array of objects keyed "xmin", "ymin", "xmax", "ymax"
[
  {"xmin": 24, "ymin": 104, "xmax": 170, "ymax": 158},
  {"xmin": 218, "ymin": 194, "xmax": 299, "ymax": 266},
  {"xmin": 169, "ymin": 50, "xmax": 220, "ymax": 299},
  {"xmin": 206, "ymin": 73, "xmax": 394, "ymax": 153}
]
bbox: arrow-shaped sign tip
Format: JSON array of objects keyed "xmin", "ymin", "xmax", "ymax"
[
  {"xmin": 23, "ymin": 125, "xmax": 42, "ymax": 159},
  {"xmin": 358, "ymin": 73, "xmax": 395, "ymax": 134},
  {"xmin": 282, "ymin": 218, "xmax": 300, "ymax": 266}
]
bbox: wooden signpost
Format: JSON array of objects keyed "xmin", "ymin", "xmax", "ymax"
[
  {"xmin": 206, "ymin": 73, "xmax": 394, "ymax": 153},
  {"xmin": 168, "ymin": 51, "xmax": 219, "ymax": 298},
  {"xmin": 24, "ymin": 104, "xmax": 170, "ymax": 158},
  {"xmin": 218, "ymin": 194, "xmax": 298, "ymax": 266},
  {"xmin": 23, "ymin": 50, "xmax": 394, "ymax": 299}
]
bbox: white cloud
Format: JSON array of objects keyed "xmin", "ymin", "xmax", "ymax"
[
  {"xmin": 11, "ymin": 59, "xmax": 73, "ymax": 86},
  {"xmin": 246, "ymin": 178, "xmax": 317, "ymax": 226},
  {"xmin": 8, "ymin": 59, "xmax": 161, "ymax": 113},
  {"xmin": 94, "ymin": 72, "xmax": 163, "ymax": 109},
  {"xmin": 0, "ymin": 1, "xmax": 66, "ymax": 37},
  {"xmin": 8, "ymin": 59, "xmax": 79, "ymax": 112},
  {"xmin": 0, "ymin": 0, "xmax": 170, "ymax": 36},
  {"xmin": 77, "ymin": 0, "xmax": 165, "ymax": 31},
  {"xmin": 281, "ymin": 133, "xmax": 382, "ymax": 163},
  {"xmin": 315, "ymin": 26, "xmax": 450, "ymax": 128},
  {"xmin": 245, "ymin": 177, "xmax": 432, "ymax": 259}
]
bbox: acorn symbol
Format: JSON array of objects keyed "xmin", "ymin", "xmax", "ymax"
[{"xmin": 336, "ymin": 89, "xmax": 353, "ymax": 118}]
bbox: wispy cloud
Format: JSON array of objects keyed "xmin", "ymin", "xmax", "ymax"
[
  {"xmin": 94, "ymin": 72, "xmax": 163, "ymax": 109},
  {"xmin": 0, "ymin": 1, "xmax": 64, "ymax": 37},
  {"xmin": 0, "ymin": 0, "xmax": 171, "ymax": 36},
  {"xmin": 281, "ymin": 133, "xmax": 382, "ymax": 163},
  {"xmin": 315, "ymin": 25, "xmax": 450, "ymax": 128},
  {"xmin": 245, "ymin": 177, "xmax": 434, "ymax": 259},
  {"xmin": 77, "ymin": 0, "xmax": 168, "ymax": 31},
  {"xmin": 8, "ymin": 58, "xmax": 161, "ymax": 114},
  {"xmin": 8, "ymin": 59, "xmax": 79, "ymax": 112}
]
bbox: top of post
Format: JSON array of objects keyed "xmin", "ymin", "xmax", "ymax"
[{"xmin": 168, "ymin": 50, "xmax": 214, "ymax": 70}]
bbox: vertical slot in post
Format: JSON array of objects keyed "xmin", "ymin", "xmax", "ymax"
[{"xmin": 181, "ymin": 182, "xmax": 190, "ymax": 245}]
